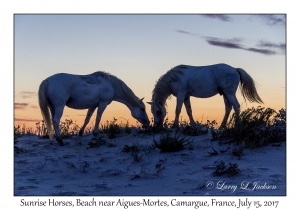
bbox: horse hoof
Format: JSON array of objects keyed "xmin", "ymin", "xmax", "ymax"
[
  {"xmin": 79, "ymin": 130, "xmax": 83, "ymax": 136},
  {"xmin": 171, "ymin": 124, "xmax": 179, "ymax": 129},
  {"xmin": 56, "ymin": 139, "xmax": 65, "ymax": 146}
]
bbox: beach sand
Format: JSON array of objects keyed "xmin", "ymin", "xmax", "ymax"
[{"xmin": 14, "ymin": 130, "xmax": 286, "ymax": 196}]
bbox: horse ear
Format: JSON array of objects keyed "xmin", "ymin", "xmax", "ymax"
[
  {"xmin": 140, "ymin": 97, "xmax": 145, "ymax": 101},
  {"xmin": 147, "ymin": 102, "xmax": 152, "ymax": 105}
]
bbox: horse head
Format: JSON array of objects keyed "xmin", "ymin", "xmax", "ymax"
[
  {"xmin": 147, "ymin": 100, "xmax": 166, "ymax": 127},
  {"xmin": 131, "ymin": 97, "xmax": 150, "ymax": 127}
]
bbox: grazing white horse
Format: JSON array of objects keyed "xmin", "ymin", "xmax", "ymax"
[
  {"xmin": 148, "ymin": 63, "xmax": 263, "ymax": 128},
  {"xmin": 38, "ymin": 71, "xmax": 150, "ymax": 146}
]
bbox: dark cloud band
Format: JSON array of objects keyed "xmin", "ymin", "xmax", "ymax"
[
  {"xmin": 205, "ymin": 37, "xmax": 277, "ymax": 55},
  {"xmin": 175, "ymin": 29, "xmax": 283, "ymax": 56},
  {"xmin": 255, "ymin": 15, "xmax": 286, "ymax": 26},
  {"xmin": 200, "ymin": 14, "xmax": 232, "ymax": 22},
  {"xmin": 14, "ymin": 103, "xmax": 28, "ymax": 109}
]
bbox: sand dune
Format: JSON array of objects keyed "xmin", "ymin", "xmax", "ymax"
[{"xmin": 14, "ymin": 130, "xmax": 286, "ymax": 196}]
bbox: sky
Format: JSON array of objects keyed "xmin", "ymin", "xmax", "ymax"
[{"xmin": 14, "ymin": 14, "xmax": 286, "ymax": 129}]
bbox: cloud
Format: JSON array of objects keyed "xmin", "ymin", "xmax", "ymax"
[
  {"xmin": 257, "ymin": 41, "xmax": 286, "ymax": 51},
  {"xmin": 174, "ymin": 29, "xmax": 199, "ymax": 36},
  {"xmin": 14, "ymin": 103, "xmax": 28, "ymax": 109},
  {"xmin": 246, "ymin": 48, "xmax": 276, "ymax": 55},
  {"xmin": 14, "ymin": 118, "xmax": 41, "ymax": 122},
  {"xmin": 200, "ymin": 14, "xmax": 232, "ymax": 22},
  {"xmin": 255, "ymin": 15, "xmax": 286, "ymax": 26},
  {"xmin": 30, "ymin": 105, "xmax": 39, "ymax": 109},
  {"xmin": 174, "ymin": 29, "xmax": 283, "ymax": 56},
  {"xmin": 15, "ymin": 103, "xmax": 39, "ymax": 110},
  {"xmin": 204, "ymin": 37, "xmax": 277, "ymax": 55},
  {"xmin": 20, "ymin": 91, "xmax": 37, "ymax": 98},
  {"xmin": 205, "ymin": 37, "xmax": 244, "ymax": 49}
]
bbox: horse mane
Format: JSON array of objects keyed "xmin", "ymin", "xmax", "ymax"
[
  {"xmin": 152, "ymin": 65, "xmax": 185, "ymax": 106},
  {"xmin": 94, "ymin": 71, "xmax": 142, "ymax": 107}
]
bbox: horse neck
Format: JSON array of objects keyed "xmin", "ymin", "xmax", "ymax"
[
  {"xmin": 113, "ymin": 86, "xmax": 140, "ymax": 110},
  {"xmin": 152, "ymin": 75, "xmax": 174, "ymax": 106},
  {"xmin": 153, "ymin": 92, "xmax": 169, "ymax": 107}
]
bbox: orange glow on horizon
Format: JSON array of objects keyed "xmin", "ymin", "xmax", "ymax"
[{"xmin": 14, "ymin": 90, "xmax": 286, "ymax": 132}]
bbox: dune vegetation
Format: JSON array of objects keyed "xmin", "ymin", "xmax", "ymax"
[{"xmin": 14, "ymin": 106, "xmax": 286, "ymax": 150}]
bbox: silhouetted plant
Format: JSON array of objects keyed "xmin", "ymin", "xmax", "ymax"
[
  {"xmin": 88, "ymin": 134, "xmax": 107, "ymax": 148},
  {"xmin": 101, "ymin": 117, "xmax": 122, "ymax": 139},
  {"xmin": 139, "ymin": 117, "xmax": 207, "ymax": 136},
  {"xmin": 213, "ymin": 160, "xmax": 240, "ymax": 176},
  {"xmin": 226, "ymin": 163, "xmax": 241, "ymax": 176},
  {"xmin": 137, "ymin": 117, "xmax": 172, "ymax": 135},
  {"xmin": 59, "ymin": 119, "xmax": 80, "ymax": 138},
  {"xmin": 179, "ymin": 120, "xmax": 208, "ymax": 136},
  {"xmin": 212, "ymin": 106, "xmax": 286, "ymax": 147},
  {"xmin": 122, "ymin": 143, "xmax": 155, "ymax": 162},
  {"xmin": 14, "ymin": 123, "xmax": 35, "ymax": 136},
  {"xmin": 14, "ymin": 125, "xmax": 21, "ymax": 145},
  {"xmin": 153, "ymin": 131, "xmax": 193, "ymax": 152},
  {"xmin": 213, "ymin": 160, "xmax": 227, "ymax": 176},
  {"xmin": 36, "ymin": 121, "xmax": 48, "ymax": 137},
  {"xmin": 206, "ymin": 120, "xmax": 220, "ymax": 139}
]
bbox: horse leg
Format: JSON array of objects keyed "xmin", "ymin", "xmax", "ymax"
[
  {"xmin": 223, "ymin": 92, "xmax": 240, "ymax": 123},
  {"xmin": 93, "ymin": 103, "xmax": 108, "ymax": 136},
  {"xmin": 79, "ymin": 106, "xmax": 97, "ymax": 136},
  {"xmin": 174, "ymin": 96, "xmax": 184, "ymax": 127},
  {"xmin": 226, "ymin": 95, "xmax": 240, "ymax": 113},
  {"xmin": 220, "ymin": 95, "xmax": 232, "ymax": 129},
  {"xmin": 184, "ymin": 97, "xmax": 196, "ymax": 125},
  {"xmin": 51, "ymin": 105, "xmax": 65, "ymax": 146}
]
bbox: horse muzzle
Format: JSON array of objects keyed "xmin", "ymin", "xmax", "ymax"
[
  {"xmin": 142, "ymin": 119, "xmax": 150, "ymax": 128},
  {"xmin": 154, "ymin": 120, "xmax": 163, "ymax": 128}
]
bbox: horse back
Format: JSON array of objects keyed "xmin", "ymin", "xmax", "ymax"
[
  {"xmin": 45, "ymin": 73, "xmax": 114, "ymax": 109},
  {"xmin": 170, "ymin": 64, "xmax": 240, "ymax": 97}
]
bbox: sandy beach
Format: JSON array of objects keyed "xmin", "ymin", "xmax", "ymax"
[{"xmin": 14, "ymin": 130, "xmax": 286, "ymax": 196}]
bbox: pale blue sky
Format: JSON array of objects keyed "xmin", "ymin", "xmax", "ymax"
[{"xmin": 14, "ymin": 14, "xmax": 286, "ymax": 125}]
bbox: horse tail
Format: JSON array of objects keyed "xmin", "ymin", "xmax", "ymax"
[
  {"xmin": 38, "ymin": 79, "xmax": 54, "ymax": 139},
  {"xmin": 236, "ymin": 68, "xmax": 264, "ymax": 104}
]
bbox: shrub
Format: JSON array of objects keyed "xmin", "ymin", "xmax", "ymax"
[
  {"xmin": 88, "ymin": 134, "xmax": 107, "ymax": 148},
  {"xmin": 123, "ymin": 120, "xmax": 132, "ymax": 134},
  {"xmin": 100, "ymin": 118, "xmax": 122, "ymax": 139},
  {"xmin": 211, "ymin": 107, "xmax": 286, "ymax": 147},
  {"xmin": 122, "ymin": 143, "xmax": 154, "ymax": 162},
  {"xmin": 14, "ymin": 125, "xmax": 21, "ymax": 145},
  {"xmin": 140, "ymin": 118, "xmax": 208, "ymax": 136},
  {"xmin": 35, "ymin": 121, "xmax": 48, "ymax": 137},
  {"xmin": 59, "ymin": 119, "xmax": 80, "ymax": 138},
  {"xmin": 179, "ymin": 120, "xmax": 208, "ymax": 136},
  {"xmin": 153, "ymin": 131, "xmax": 193, "ymax": 152},
  {"xmin": 14, "ymin": 123, "xmax": 36, "ymax": 148},
  {"xmin": 35, "ymin": 119, "xmax": 80, "ymax": 138},
  {"xmin": 213, "ymin": 160, "xmax": 240, "ymax": 176},
  {"xmin": 14, "ymin": 124, "xmax": 35, "ymax": 136}
]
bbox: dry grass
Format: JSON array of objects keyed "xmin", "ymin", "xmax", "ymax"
[
  {"xmin": 14, "ymin": 106, "xmax": 286, "ymax": 149},
  {"xmin": 209, "ymin": 106, "xmax": 286, "ymax": 147}
]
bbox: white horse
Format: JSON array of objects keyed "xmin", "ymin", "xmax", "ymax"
[
  {"xmin": 38, "ymin": 71, "xmax": 150, "ymax": 145},
  {"xmin": 148, "ymin": 63, "xmax": 263, "ymax": 128}
]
